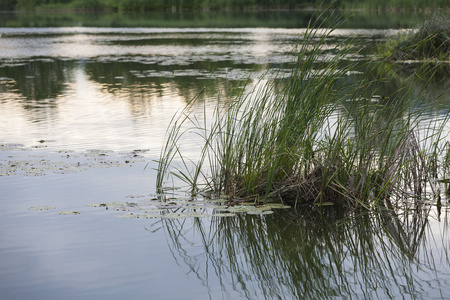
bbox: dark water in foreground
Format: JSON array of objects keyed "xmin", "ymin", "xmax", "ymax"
[{"xmin": 1, "ymin": 11, "xmax": 450, "ymax": 299}]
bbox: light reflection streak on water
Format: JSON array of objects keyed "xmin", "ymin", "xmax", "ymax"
[{"xmin": 0, "ymin": 27, "xmax": 395, "ymax": 59}]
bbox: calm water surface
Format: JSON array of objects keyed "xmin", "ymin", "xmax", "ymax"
[{"xmin": 1, "ymin": 11, "xmax": 450, "ymax": 300}]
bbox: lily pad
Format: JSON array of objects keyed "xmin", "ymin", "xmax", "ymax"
[
  {"xmin": 212, "ymin": 213, "xmax": 237, "ymax": 217},
  {"xmin": 205, "ymin": 198, "xmax": 228, "ymax": 203},
  {"xmin": 116, "ymin": 213, "xmax": 137, "ymax": 218},
  {"xmin": 58, "ymin": 211, "xmax": 81, "ymax": 215},
  {"xmin": 239, "ymin": 202, "xmax": 257, "ymax": 206},
  {"xmin": 162, "ymin": 212, "xmax": 209, "ymax": 219},
  {"xmin": 29, "ymin": 205, "xmax": 57, "ymax": 211},
  {"xmin": 314, "ymin": 202, "xmax": 335, "ymax": 206},
  {"xmin": 162, "ymin": 212, "xmax": 190, "ymax": 219},
  {"xmin": 183, "ymin": 211, "xmax": 209, "ymax": 218},
  {"xmin": 247, "ymin": 210, "xmax": 274, "ymax": 215},
  {"xmin": 124, "ymin": 213, "xmax": 161, "ymax": 219},
  {"xmin": 139, "ymin": 208, "xmax": 164, "ymax": 213},
  {"xmin": 85, "ymin": 203, "xmax": 108, "ymax": 207},
  {"xmin": 225, "ymin": 206, "xmax": 255, "ymax": 213},
  {"xmin": 261, "ymin": 203, "xmax": 291, "ymax": 209}
]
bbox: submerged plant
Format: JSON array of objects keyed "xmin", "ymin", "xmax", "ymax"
[{"xmin": 156, "ymin": 12, "xmax": 449, "ymax": 208}]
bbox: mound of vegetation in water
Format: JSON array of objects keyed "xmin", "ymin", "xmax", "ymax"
[
  {"xmin": 156, "ymin": 12, "xmax": 450, "ymax": 209},
  {"xmin": 380, "ymin": 13, "xmax": 450, "ymax": 61}
]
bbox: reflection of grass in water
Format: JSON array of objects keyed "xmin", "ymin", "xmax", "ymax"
[
  {"xmin": 156, "ymin": 11, "xmax": 450, "ymax": 208},
  {"xmin": 155, "ymin": 202, "xmax": 449, "ymax": 299}
]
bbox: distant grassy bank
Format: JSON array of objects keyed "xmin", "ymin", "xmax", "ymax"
[{"xmin": 1, "ymin": 0, "xmax": 449, "ymax": 12}]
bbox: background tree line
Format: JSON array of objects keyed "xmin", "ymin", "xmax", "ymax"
[{"xmin": 0, "ymin": 0, "xmax": 448, "ymax": 11}]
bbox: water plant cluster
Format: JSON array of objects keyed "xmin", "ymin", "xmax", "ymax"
[
  {"xmin": 157, "ymin": 13, "xmax": 450, "ymax": 209},
  {"xmin": 380, "ymin": 12, "xmax": 450, "ymax": 61}
]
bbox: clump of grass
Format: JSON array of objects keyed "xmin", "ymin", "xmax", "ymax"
[
  {"xmin": 380, "ymin": 12, "xmax": 450, "ymax": 61},
  {"xmin": 156, "ymin": 13, "xmax": 449, "ymax": 208}
]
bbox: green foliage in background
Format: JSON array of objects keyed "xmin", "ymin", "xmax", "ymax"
[{"xmin": 7, "ymin": 0, "xmax": 450, "ymax": 11}]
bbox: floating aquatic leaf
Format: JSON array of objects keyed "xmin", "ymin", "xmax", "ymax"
[
  {"xmin": 212, "ymin": 213, "xmax": 236, "ymax": 217},
  {"xmin": 261, "ymin": 203, "xmax": 291, "ymax": 209},
  {"xmin": 247, "ymin": 210, "xmax": 274, "ymax": 215},
  {"xmin": 58, "ymin": 211, "xmax": 81, "ymax": 215},
  {"xmin": 184, "ymin": 204, "xmax": 207, "ymax": 210},
  {"xmin": 136, "ymin": 214, "xmax": 161, "ymax": 219},
  {"xmin": 103, "ymin": 201, "xmax": 137, "ymax": 208},
  {"xmin": 139, "ymin": 208, "xmax": 164, "ymax": 213},
  {"xmin": 314, "ymin": 202, "xmax": 334, "ymax": 206},
  {"xmin": 184, "ymin": 211, "xmax": 209, "ymax": 218},
  {"xmin": 116, "ymin": 213, "xmax": 137, "ymax": 218},
  {"xmin": 117, "ymin": 213, "xmax": 161, "ymax": 219},
  {"xmin": 29, "ymin": 205, "xmax": 57, "ymax": 211},
  {"xmin": 85, "ymin": 203, "xmax": 108, "ymax": 207},
  {"xmin": 205, "ymin": 199, "xmax": 228, "ymax": 203},
  {"xmin": 162, "ymin": 213, "xmax": 186, "ymax": 219},
  {"xmin": 157, "ymin": 203, "xmax": 183, "ymax": 209},
  {"xmin": 162, "ymin": 212, "xmax": 192, "ymax": 219},
  {"xmin": 226, "ymin": 206, "xmax": 257, "ymax": 212},
  {"xmin": 239, "ymin": 202, "xmax": 257, "ymax": 206}
]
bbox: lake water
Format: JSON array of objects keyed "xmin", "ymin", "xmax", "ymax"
[{"xmin": 1, "ymin": 10, "xmax": 450, "ymax": 300}]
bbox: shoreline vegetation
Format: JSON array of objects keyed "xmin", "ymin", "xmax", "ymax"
[
  {"xmin": 1, "ymin": 0, "xmax": 450, "ymax": 12},
  {"xmin": 379, "ymin": 12, "xmax": 450, "ymax": 61},
  {"xmin": 156, "ymin": 12, "xmax": 450, "ymax": 209}
]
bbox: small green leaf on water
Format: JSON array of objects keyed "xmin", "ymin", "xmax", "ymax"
[
  {"xmin": 262, "ymin": 203, "xmax": 291, "ymax": 209},
  {"xmin": 212, "ymin": 213, "xmax": 236, "ymax": 217},
  {"xmin": 162, "ymin": 212, "xmax": 191, "ymax": 219},
  {"xmin": 58, "ymin": 211, "xmax": 81, "ymax": 215},
  {"xmin": 314, "ymin": 202, "xmax": 334, "ymax": 206},
  {"xmin": 117, "ymin": 213, "xmax": 160, "ymax": 219},
  {"xmin": 29, "ymin": 205, "xmax": 57, "ymax": 210},
  {"xmin": 247, "ymin": 210, "xmax": 274, "ymax": 215},
  {"xmin": 239, "ymin": 202, "xmax": 256, "ymax": 206},
  {"xmin": 85, "ymin": 203, "xmax": 107, "ymax": 207},
  {"xmin": 184, "ymin": 211, "xmax": 209, "ymax": 218},
  {"xmin": 116, "ymin": 213, "xmax": 136, "ymax": 218},
  {"xmin": 125, "ymin": 195, "xmax": 145, "ymax": 198},
  {"xmin": 138, "ymin": 214, "xmax": 161, "ymax": 219},
  {"xmin": 226, "ymin": 206, "xmax": 257, "ymax": 212},
  {"xmin": 139, "ymin": 208, "xmax": 164, "ymax": 213},
  {"xmin": 205, "ymin": 199, "xmax": 228, "ymax": 203}
]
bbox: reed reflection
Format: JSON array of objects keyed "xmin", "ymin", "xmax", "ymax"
[{"xmin": 150, "ymin": 203, "xmax": 450, "ymax": 299}]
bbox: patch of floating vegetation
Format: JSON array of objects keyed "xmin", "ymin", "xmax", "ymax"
[
  {"xmin": 112, "ymin": 195, "xmax": 290, "ymax": 219},
  {"xmin": 0, "ymin": 144, "xmax": 149, "ymax": 177},
  {"xmin": 30, "ymin": 193, "xmax": 292, "ymax": 219}
]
